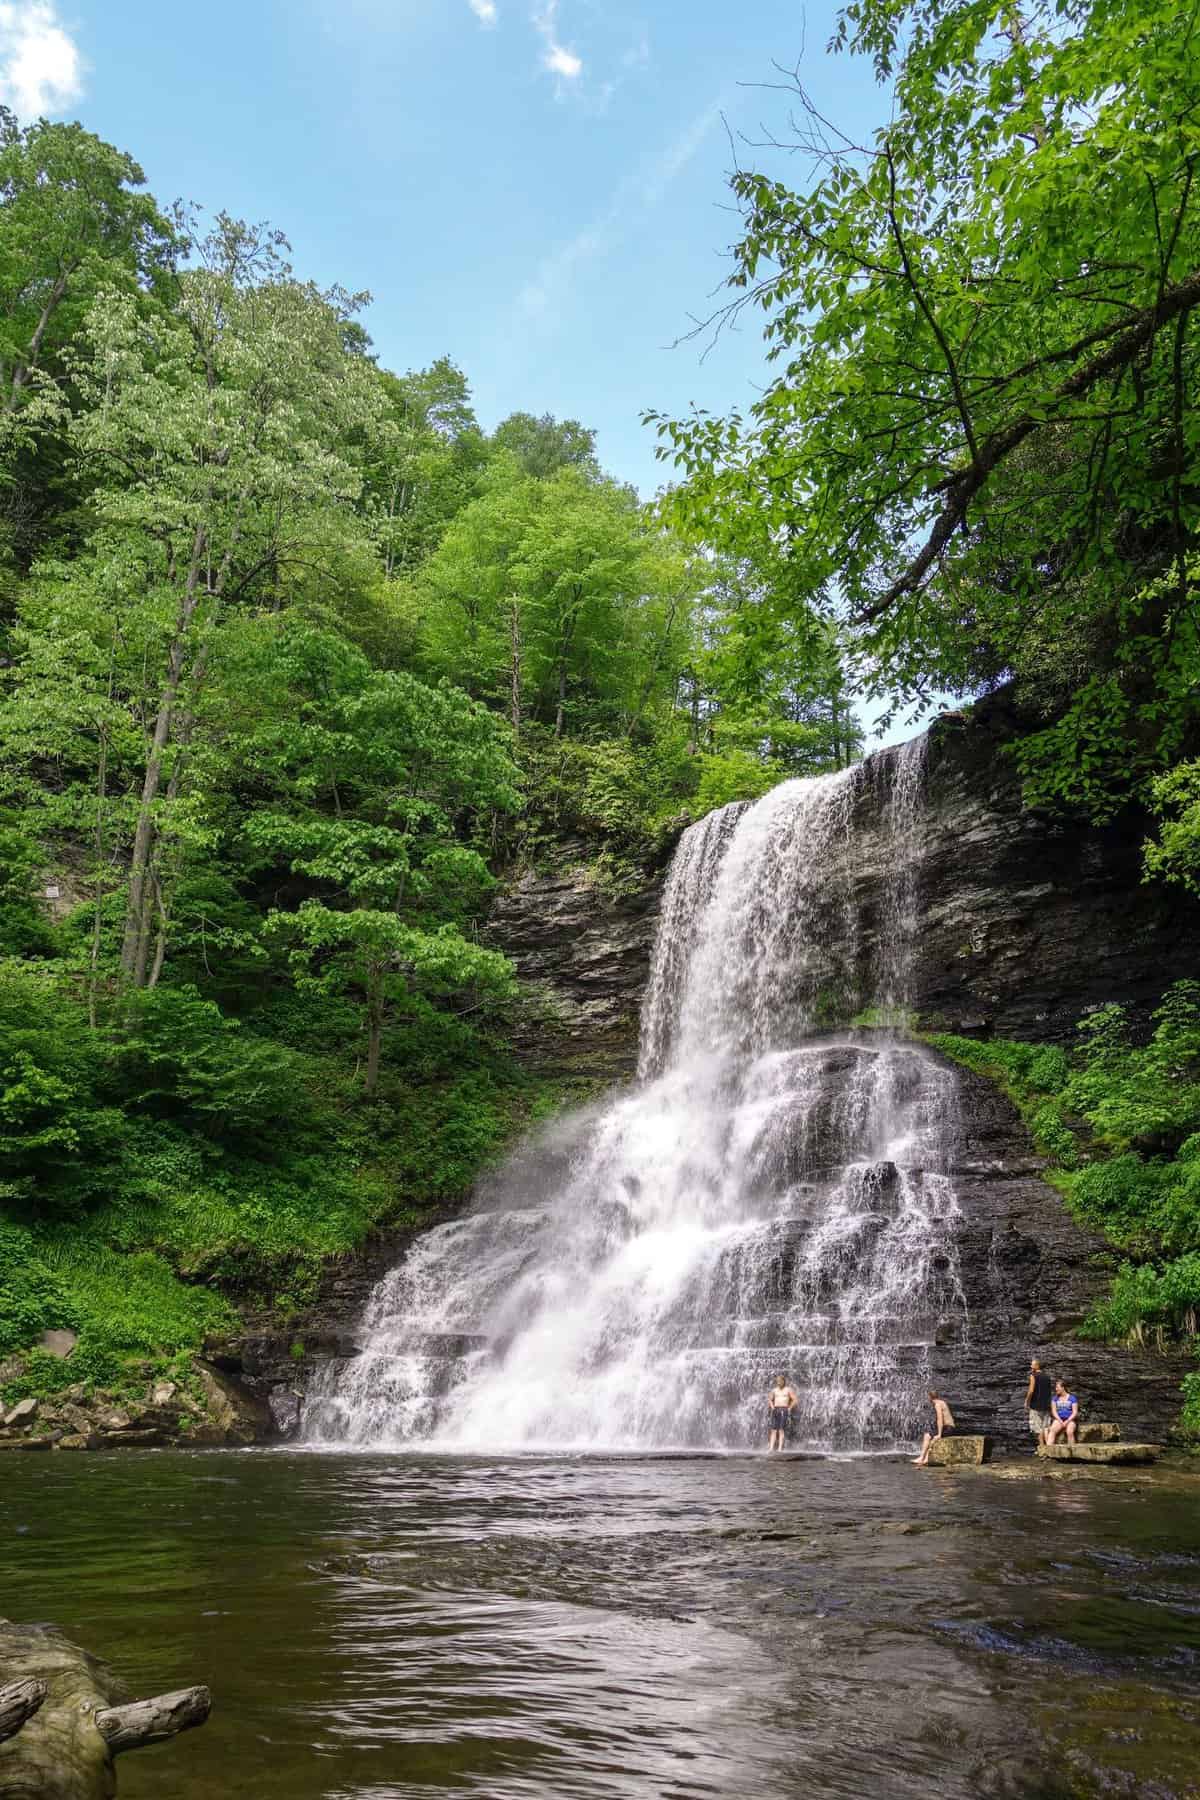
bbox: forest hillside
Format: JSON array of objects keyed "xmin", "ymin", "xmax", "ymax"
[{"xmin": 0, "ymin": 109, "xmax": 858, "ymax": 1407}]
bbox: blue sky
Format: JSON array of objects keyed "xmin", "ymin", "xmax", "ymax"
[
  {"xmin": 0, "ymin": 0, "xmax": 927, "ymax": 740},
  {"xmin": 0, "ymin": 0, "xmax": 896, "ymax": 492}
]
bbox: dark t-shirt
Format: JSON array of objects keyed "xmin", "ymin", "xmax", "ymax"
[{"xmin": 1029, "ymin": 1371, "xmax": 1052, "ymax": 1411}]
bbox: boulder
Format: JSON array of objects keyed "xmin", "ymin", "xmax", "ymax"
[
  {"xmin": 149, "ymin": 1381, "xmax": 177, "ymax": 1408},
  {"xmin": 53, "ymin": 1434, "xmax": 98, "ymax": 1453},
  {"xmin": 1076, "ymin": 1422, "xmax": 1121, "ymax": 1443},
  {"xmin": 194, "ymin": 1362, "xmax": 267, "ymax": 1444},
  {"xmin": 38, "ymin": 1330, "xmax": 77, "ymax": 1359},
  {"xmin": 924, "ymin": 1435, "xmax": 992, "ymax": 1466},
  {"xmin": 1037, "ymin": 1441, "xmax": 1162, "ymax": 1464},
  {"xmin": 267, "ymin": 1386, "xmax": 303, "ymax": 1440},
  {"xmin": 2, "ymin": 1399, "xmax": 37, "ymax": 1430}
]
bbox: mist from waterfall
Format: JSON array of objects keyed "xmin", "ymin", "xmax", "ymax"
[{"xmin": 304, "ymin": 736, "xmax": 967, "ymax": 1452}]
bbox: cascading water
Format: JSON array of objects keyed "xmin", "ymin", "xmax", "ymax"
[{"xmin": 304, "ymin": 735, "xmax": 967, "ymax": 1452}]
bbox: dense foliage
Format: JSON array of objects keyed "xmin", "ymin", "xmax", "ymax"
[
  {"xmin": 0, "ymin": 109, "xmax": 857, "ymax": 1394},
  {"xmin": 930, "ymin": 984, "xmax": 1200, "ymax": 1437},
  {"xmin": 654, "ymin": 0, "xmax": 1200, "ymax": 865}
]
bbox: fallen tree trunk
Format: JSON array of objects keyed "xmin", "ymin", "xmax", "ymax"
[
  {"xmin": 0, "ymin": 1621, "xmax": 209, "ymax": 1798},
  {"xmin": 0, "ymin": 1685, "xmax": 46, "ymax": 1747}
]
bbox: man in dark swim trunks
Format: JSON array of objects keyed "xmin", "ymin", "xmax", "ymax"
[{"xmin": 767, "ymin": 1374, "xmax": 797, "ymax": 1451}]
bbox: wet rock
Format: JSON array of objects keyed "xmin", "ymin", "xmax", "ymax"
[
  {"xmin": 1030, "ymin": 1312, "xmax": 1086, "ymax": 1339},
  {"xmin": 200, "ymin": 1335, "xmax": 244, "ymax": 1375},
  {"xmin": 54, "ymin": 1433, "xmax": 99, "ymax": 1452},
  {"xmin": 484, "ymin": 841, "xmax": 666, "ymax": 1079},
  {"xmin": 267, "ymin": 1386, "xmax": 303, "ymax": 1439},
  {"xmin": 194, "ymin": 1361, "xmax": 268, "ymax": 1444}
]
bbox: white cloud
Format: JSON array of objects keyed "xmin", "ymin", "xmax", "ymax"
[
  {"xmin": 0, "ymin": 1, "xmax": 83, "ymax": 117},
  {"xmin": 517, "ymin": 101, "xmax": 720, "ymax": 317},
  {"xmin": 533, "ymin": 1, "xmax": 582, "ymax": 83},
  {"xmin": 544, "ymin": 41, "xmax": 581, "ymax": 78},
  {"xmin": 467, "ymin": 0, "xmax": 498, "ymax": 25}
]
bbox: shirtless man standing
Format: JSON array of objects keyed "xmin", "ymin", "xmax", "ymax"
[{"xmin": 767, "ymin": 1375, "xmax": 798, "ymax": 1451}]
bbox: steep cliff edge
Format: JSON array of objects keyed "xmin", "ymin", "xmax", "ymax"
[
  {"xmin": 883, "ymin": 692, "xmax": 1200, "ymax": 1039},
  {"xmin": 484, "ymin": 696, "xmax": 1200, "ymax": 1072}
]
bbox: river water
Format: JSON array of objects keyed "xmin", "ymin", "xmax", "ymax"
[{"xmin": 3, "ymin": 1449, "xmax": 1199, "ymax": 1798}]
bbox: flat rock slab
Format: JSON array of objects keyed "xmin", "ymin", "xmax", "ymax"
[
  {"xmin": 1076, "ymin": 1422, "xmax": 1121, "ymax": 1443},
  {"xmin": 926, "ymin": 1435, "xmax": 992, "ymax": 1466},
  {"xmin": 1037, "ymin": 1442, "xmax": 1162, "ymax": 1464}
]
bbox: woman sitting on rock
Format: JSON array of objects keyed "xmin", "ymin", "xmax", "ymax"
[
  {"xmin": 1044, "ymin": 1380, "xmax": 1079, "ymax": 1446},
  {"xmin": 912, "ymin": 1391, "xmax": 955, "ymax": 1466}
]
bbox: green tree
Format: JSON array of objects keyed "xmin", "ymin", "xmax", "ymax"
[
  {"xmin": 653, "ymin": 0, "xmax": 1200, "ymax": 817},
  {"xmin": 0, "ymin": 109, "xmax": 178, "ymax": 449},
  {"xmin": 51, "ymin": 218, "xmax": 384, "ymax": 990},
  {"xmin": 490, "ymin": 411, "xmax": 598, "ymax": 479},
  {"xmin": 235, "ymin": 625, "xmax": 519, "ymax": 1090}
]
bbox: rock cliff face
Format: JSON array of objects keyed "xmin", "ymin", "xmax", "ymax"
[
  {"xmin": 478, "ymin": 703, "xmax": 1200, "ymax": 1449},
  {"xmin": 485, "ymin": 696, "xmax": 1200, "ymax": 1071},
  {"xmin": 930, "ymin": 1056, "xmax": 1191, "ymax": 1451},
  {"xmin": 485, "ymin": 837, "xmax": 662, "ymax": 1080},
  {"xmin": 869, "ymin": 691, "xmax": 1200, "ymax": 1040}
]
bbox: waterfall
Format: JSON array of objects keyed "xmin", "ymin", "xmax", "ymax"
[{"xmin": 304, "ymin": 736, "xmax": 966, "ymax": 1452}]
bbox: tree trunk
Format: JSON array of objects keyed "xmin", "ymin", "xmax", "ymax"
[
  {"xmin": 365, "ymin": 970, "xmax": 384, "ymax": 1095},
  {"xmin": 0, "ymin": 1619, "xmax": 208, "ymax": 1799},
  {"xmin": 508, "ymin": 600, "xmax": 522, "ymax": 743},
  {"xmin": 120, "ymin": 524, "xmax": 207, "ymax": 984},
  {"xmin": 0, "ymin": 1683, "xmax": 45, "ymax": 1747},
  {"xmin": 554, "ymin": 657, "xmax": 567, "ymax": 739}
]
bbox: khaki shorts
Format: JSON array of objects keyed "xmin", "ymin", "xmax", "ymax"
[{"xmin": 1029, "ymin": 1410, "xmax": 1052, "ymax": 1435}]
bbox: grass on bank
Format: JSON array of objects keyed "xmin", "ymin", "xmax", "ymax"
[{"xmin": 924, "ymin": 981, "xmax": 1200, "ymax": 1439}]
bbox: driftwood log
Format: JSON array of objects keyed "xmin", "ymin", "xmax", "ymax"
[{"xmin": 0, "ymin": 1621, "xmax": 209, "ymax": 1798}]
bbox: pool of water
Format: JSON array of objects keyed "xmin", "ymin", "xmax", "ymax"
[{"xmin": 2, "ymin": 1451, "xmax": 1199, "ymax": 1798}]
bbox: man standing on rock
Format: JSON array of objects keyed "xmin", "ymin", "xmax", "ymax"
[{"xmin": 1025, "ymin": 1358, "xmax": 1053, "ymax": 1448}]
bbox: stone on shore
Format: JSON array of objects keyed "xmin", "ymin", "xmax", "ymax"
[
  {"xmin": 925, "ymin": 1435, "xmax": 992, "ymax": 1466},
  {"xmin": 1037, "ymin": 1441, "xmax": 1162, "ymax": 1465}
]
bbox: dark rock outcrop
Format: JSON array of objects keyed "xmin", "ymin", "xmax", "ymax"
[
  {"xmin": 870, "ymin": 691, "xmax": 1200, "ymax": 1040},
  {"xmin": 485, "ymin": 838, "xmax": 663, "ymax": 1079},
  {"xmin": 931, "ymin": 1057, "xmax": 1191, "ymax": 1451}
]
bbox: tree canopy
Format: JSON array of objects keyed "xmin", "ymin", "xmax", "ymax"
[{"xmin": 653, "ymin": 0, "xmax": 1200, "ymax": 840}]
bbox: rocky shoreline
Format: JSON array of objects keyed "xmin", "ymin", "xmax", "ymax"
[{"xmin": 0, "ymin": 1363, "xmax": 266, "ymax": 1451}]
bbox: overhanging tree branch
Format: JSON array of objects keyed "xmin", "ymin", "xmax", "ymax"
[{"xmin": 859, "ymin": 265, "xmax": 1200, "ymax": 619}]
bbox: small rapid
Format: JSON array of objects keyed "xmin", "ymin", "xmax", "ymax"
[{"xmin": 304, "ymin": 737, "xmax": 967, "ymax": 1451}]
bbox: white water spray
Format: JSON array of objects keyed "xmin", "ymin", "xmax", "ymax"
[{"xmin": 304, "ymin": 737, "xmax": 965, "ymax": 1451}]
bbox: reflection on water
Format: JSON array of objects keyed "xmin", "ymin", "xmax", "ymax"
[{"xmin": 1, "ymin": 1451, "xmax": 1198, "ymax": 1799}]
